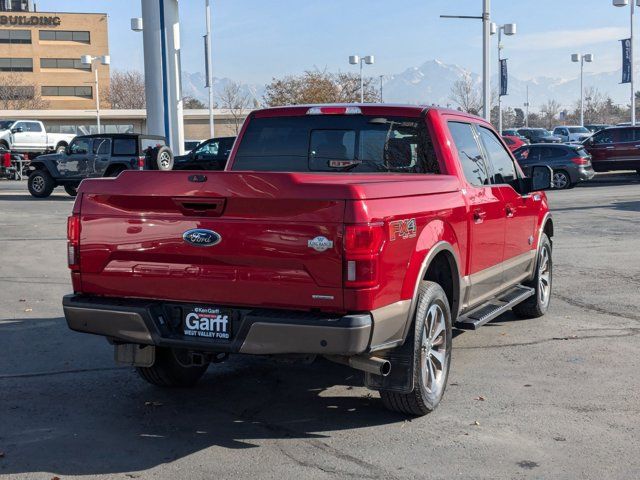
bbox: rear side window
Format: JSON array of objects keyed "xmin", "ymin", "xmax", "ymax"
[
  {"xmin": 26, "ymin": 122, "xmax": 42, "ymax": 132},
  {"xmin": 539, "ymin": 147, "xmax": 566, "ymax": 159},
  {"xmin": 514, "ymin": 147, "xmax": 531, "ymax": 162},
  {"xmin": 113, "ymin": 138, "xmax": 137, "ymax": 156},
  {"xmin": 233, "ymin": 115, "xmax": 440, "ymax": 174},
  {"xmin": 477, "ymin": 126, "xmax": 517, "ymax": 184},
  {"xmin": 448, "ymin": 121, "xmax": 489, "ymax": 186},
  {"xmin": 141, "ymin": 137, "xmax": 166, "ymax": 152}
]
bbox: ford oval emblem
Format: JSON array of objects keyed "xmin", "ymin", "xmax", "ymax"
[{"xmin": 183, "ymin": 229, "xmax": 221, "ymax": 247}]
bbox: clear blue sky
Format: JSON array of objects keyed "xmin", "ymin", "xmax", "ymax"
[{"xmin": 37, "ymin": 0, "xmax": 634, "ymax": 84}]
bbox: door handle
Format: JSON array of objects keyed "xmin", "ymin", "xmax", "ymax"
[
  {"xmin": 505, "ymin": 205, "xmax": 515, "ymax": 218},
  {"xmin": 473, "ymin": 209, "xmax": 487, "ymax": 224},
  {"xmin": 605, "ymin": 146, "xmax": 615, "ymax": 150}
]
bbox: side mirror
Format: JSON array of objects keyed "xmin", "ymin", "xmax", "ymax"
[
  {"xmin": 519, "ymin": 165, "xmax": 553, "ymax": 194},
  {"xmin": 11, "ymin": 127, "xmax": 23, "ymax": 133},
  {"xmin": 532, "ymin": 165, "xmax": 553, "ymax": 191}
]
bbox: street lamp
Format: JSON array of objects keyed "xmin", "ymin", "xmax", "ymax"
[
  {"xmin": 349, "ymin": 55, "xmax": 374, "ymax": 103},
  {"xmin": 441, "ymin": 0, "xmax": 492, "ymax": 121},
  {"xmin": 571, "ymin": 53, "xmax": 593, "ymax": 126},
  {"xmin": 491, "ymin": 22, "xmax": 516, "ymax": 133},
  {"xmin": 80, "ymin": 54, "xmax": 110, "ymax": 133},
  {"xmin": 613, "ymin": 0, "xmax": 639, "ymax": 125}
]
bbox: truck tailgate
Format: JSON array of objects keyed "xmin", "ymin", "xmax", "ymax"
[{"xmin": 77, "ymin": 171, "xmax": 346, "ymax": 310}]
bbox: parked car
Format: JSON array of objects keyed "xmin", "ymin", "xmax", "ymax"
[
  {"xmin": 184, "ymin": 139, "xmax": 204, "ymax": 153},
  {"xmin": 514, "ymin": 144, "xmax": 595, "ymax": 189},
  {"xmin": 0, "ymin": 120, "xmax": 75, "ymax": 155},
  {"xmin": 582, "ymin": 126, "xmax": 640, "ymax": 174},
  {"xmin": 27, "ymin": 133, "xmax": 172, "ymax": 198},
  {"xmin": 63, "ymin": 104, "xmax": 554, "ymax": 417},
  {"xmin": 502, "ymin": 128, "xmax": 529, "ymax": 142},
  {"xmin": 174, "ymin": 136, "xmax": 235, "ymax": 171},
  {"xmin": 584, "ymin": 124, "xmax": 611, "ymax": 133},
  {"xmin": 502, "ymin": 135, "xmax": 527, "ymax": 152},
  {"xmin": 517, "ymin": 128, "xmax": 562, "ymax": 144},
  {"xmin": 552, "ymin": 126, "xmax": 592, "ymax": 143}
]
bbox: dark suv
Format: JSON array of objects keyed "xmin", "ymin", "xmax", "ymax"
[
  {"xmin": 582, "ymin": 126, "xmax": 640, "ymax": 174},
  {"xmin": 27, "ymin": 134, "xmax": 173, "ymax": 198}
]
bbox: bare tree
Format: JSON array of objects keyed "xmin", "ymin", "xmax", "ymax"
[
  {"xmin": 218, "ymin": 81, "xmax": 251, "ymax": 134},
  {"xmin": 183, "ymin": 96, "xmax": 206, "ymax": 109},
  {"xmin": 0, "ymin": 74, "xmax": 49, "ymax": 110},
  {"xmin": 263, "ymin": 70, "xmax": 379, "ymax": 107},
  {"xmin": 107, "ymin": 70, "xmax": 146, "ymax": 109},
  {"xmin": 540, "ymin": 99, "xmax": 561, "ymax": 129},
  {"xmin": 449, "ymin": 74, "xmax": 482, "ymax": 115}
]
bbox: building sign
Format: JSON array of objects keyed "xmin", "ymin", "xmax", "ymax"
[
  {"xmin": 0, "ymin": 15, "xmax": 61, "ymax": 27},
  {"xmin": 500, "ymin": 59, "xmax": 508, "ymax": 97}
]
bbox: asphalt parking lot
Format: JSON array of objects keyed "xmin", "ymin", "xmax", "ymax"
[{"xmin": 1, "ymin": 174, "xmax": 639, "ymax": 480}]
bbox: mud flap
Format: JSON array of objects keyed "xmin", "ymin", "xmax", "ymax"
[
  {"xmin": 115, "ymin": 344, "xmax": 155, "ymax": 367},
  {"xmin": 364, "ymin": 336, "xmax": 415, "ymax": 394}
]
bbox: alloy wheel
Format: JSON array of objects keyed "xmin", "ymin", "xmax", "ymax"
[
  {"xmin": 32, "ymin": 175, "xmax": 44, "ymax": 193},
  {"xmin": 538, "ymin": 246, "xmax": 551, "ymax": 306},
  {"xmin": 553, "ymin": 172, "xmax": 568, "ymax": 189},
  {"xmin": 420, "ymin": 304, "xmax": 448, "ymax": 395}
]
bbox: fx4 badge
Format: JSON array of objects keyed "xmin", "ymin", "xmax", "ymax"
[
  {"xmin": 308, "ymin": 236, "xmax": 334, "ymax": 252},
  {"xmin": 389, "ymin": 218, "xmax": 417, "ymax": 241}
]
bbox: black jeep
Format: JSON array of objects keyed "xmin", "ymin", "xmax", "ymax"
[{"xmin": 27, "ymin": 134, "xmax": 173, "ymax": 198}]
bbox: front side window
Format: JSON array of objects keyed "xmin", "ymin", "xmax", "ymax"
[
  {"xmin": 591, "ymin": 130, "xmax": 615, "ymax": 145},
  {"xmin": 196, "ymin": 140, "xmax": 220, "ymax": 156},
  {"xmin": 448, "ymin": 121, "xmax": 489, "ymax": 186},
  {"xmin": 478, "ymin": 126, "xmax": 517, "ymax": 184},
  {"xmin": 69, "ymin": 138, "xmax": 91, "ymax": 155},
  {"xmin": 233, "ymin": 115, "xmax": 440, "ymax": 174}
]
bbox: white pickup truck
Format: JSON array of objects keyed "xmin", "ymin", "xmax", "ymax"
[{"xmin": 0, "ymin": 120, "xmax": 76, "ymax": 155}]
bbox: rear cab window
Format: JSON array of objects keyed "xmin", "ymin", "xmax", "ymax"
[{"xmin": 232, "ymin": 115, "xmax": 441, "ymax": 174}]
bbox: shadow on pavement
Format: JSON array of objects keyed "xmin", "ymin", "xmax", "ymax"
[
  {"xmin": 0, "ymin": 341, "xmax": 407, "ymax": 476},
  {"xmin": 0, "ymin": 194, "xmax": 73, "ymax": 202},
  {"xmin": 576, "ymin": 172, "xmax": 639, "ymax": 188},
  {"xmin": 551, "ymin": 200, "xmax": 640, "ymax": 213}
]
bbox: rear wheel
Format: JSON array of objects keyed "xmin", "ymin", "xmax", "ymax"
[
  {"xmin": 379, "ymin": 281, "xmax": 452, "ymax": 416},
  {"xmin": 513, "ymin": 233, "xmax": 552, "ymax": 319},
  {"xmin": 552, "ymin": 170, "xmax": 571, "ymax": 190},
  {"xmin": 64, "ymin": 184, "xmax": 78, "ymax": 197},
  {"xmin": 137, "ymin": 347, "xmax": 209, "ymax": 388},
  {"xmin": 152, "ymin": 146, "xmax": 174, "ymax": 171},
  {"xmin": 28, "ymin": 170, "xmax": 55, "ymax": 198}
]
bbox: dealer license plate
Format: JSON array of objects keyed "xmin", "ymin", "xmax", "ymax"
[{"xmin": 182, "ymin": 306, "xmax": 232, "ymax": 340}]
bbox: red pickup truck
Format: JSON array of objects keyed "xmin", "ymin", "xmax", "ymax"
[{"xmin": 63, "ymin": 105, "xmax": 554, "ymax": 416}]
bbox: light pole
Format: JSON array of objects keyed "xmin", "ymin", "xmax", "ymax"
[
  {"xmin": 441, "ymin": 0, "xmax": 492, "ymax": 120},
  {"xmin": 204, "ymin": 0, "xmax": 215, "ymax": 138},
  {"xmin": 349, "ymin": 55, "xmax": 374, "ymax": 103},
  {"xmin": 571, "ymin": 53, "xmax": 593, "ymax": 126},
  {"xmin": 80, "ymin": 54, "xmax": 110, "ymax": 133},
  {"xmin": 491, "ymin": 22, "xmax": 516, "ymax": 132},
  {"xmin": 613, "ymin": 0, "xmax": 638, "ymax": 125}
]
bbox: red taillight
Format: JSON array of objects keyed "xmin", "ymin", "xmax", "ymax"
[
  {"xmin": 67, "ymin": 214, "xmax": 80, "ymax": 269},
  {"xmin": 138, "ymin": 156, "xmax": 146, "ymax": 170},
  {"xmin": 344, "ymin": 224, "xmax": 384, "ymax": 288},
  {"xmin": 571, "ymin": 157, "xmax": 590, "ymax": 165}
]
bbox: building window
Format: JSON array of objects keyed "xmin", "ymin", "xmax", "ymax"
[
  {"xmin": 0, "ymin": 57, "xmax": 33, "ymax": 72},
  {"xmin": 41, "ymin": 86, "xmax": 93, "ymax": 98},
  {"xmin": 40, "ymin": 58, "xmax": 91, "ymax": 71},
  {"xmin": 0, "ymin": 85, "xmax": 34, "ymax": 99},
  {"xmin": 0, "ymin": 29, "xmax": 31, "ymax": 44},
  {"xmin": 39, "ymin": 30, "xmax": 90, "ymax": 43}
]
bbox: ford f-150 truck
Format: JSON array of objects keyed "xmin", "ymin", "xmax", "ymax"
[
  {"xmin": 63, "ymin": 105, "xmax": 554, "ymax": 416},
  {"xmin": 0, "ymin": 120, "xmax": 75, "ymax": 154}
]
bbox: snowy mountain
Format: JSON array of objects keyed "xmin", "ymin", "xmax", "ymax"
[{"xmin": 182, "ymin": 60, "xmax": 632, "ymax": 112}]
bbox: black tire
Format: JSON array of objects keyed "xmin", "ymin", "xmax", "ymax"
[
  {"xmin": 0, "ymin": 141, "xmax": 8, "ymax": 151},
  {"xmin": 151, "ymin": 146, "xmax": 174, "ymax": 171},
  {"xmin": 636, "ymin": 169, "xmax": 640, "ymax": 176},
  {"xmin": 136, "ymin": 348, "xmax": 209, "ymax": 388},
  {"xmin": 552, "ymin": 170, "xmax": 571, "ymax": 190},
  {"xmin": 513, "ymin": 233, "xmax": 552, "ymax": 319},
  {"xmin": 380, "ymin": 281, "xmax": 452, "ymax": 416},
  {"xmin": 64, "ymin": 184, "xmax": 78, "ymax": 197},
  {"xmin": 28, "ymin": 170, "xmax": 55, "ymax": 198}
]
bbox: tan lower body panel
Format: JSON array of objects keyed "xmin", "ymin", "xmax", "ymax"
[{"xmin": 64, "ymin": 306, "xmax": 153, "ymax": 344}]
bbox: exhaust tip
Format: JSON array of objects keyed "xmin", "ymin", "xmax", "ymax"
[{"xmin": 380, "ymin": 360, "xmax": 391, "ymax": 376}]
